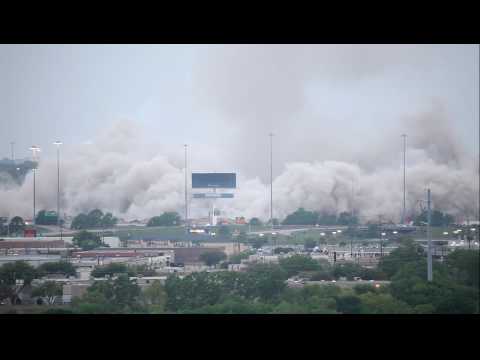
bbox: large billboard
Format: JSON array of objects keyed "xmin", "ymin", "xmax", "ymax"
[{"xmin": 192, "ymin": 173, "xmax": 236, "ymax": 189}]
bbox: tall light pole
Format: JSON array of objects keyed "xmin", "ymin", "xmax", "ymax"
[
  {"xmin": 269, "ymin": 133, "xmax": 273, "ymax": 230},
  {"xmin": 427, "ymin": 188, "xmax": 433, "ymax": 282},
  {"xmin": 29, "ymin": 146, "xmax": 41, "ymax": 229},
  {"xmin": 53, "ymin": 141, "xmax": 62, "ymax": 240},
  {"xmin": 184, "ymin": 144, "xmax": 188, "ymax": 236},
  {"xmin": 10, "ymin": 142, "xmax": 15, "ymax": 161},
  {"xmin": 401, "ymin": 134, "xmax": 407, "ymax": 224}
]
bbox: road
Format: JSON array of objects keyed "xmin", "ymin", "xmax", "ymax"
[{"xmin": 247, "ymin": 225, "xmax": 349, "ymax": 236}]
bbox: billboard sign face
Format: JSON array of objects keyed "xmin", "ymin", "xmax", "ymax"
[
  {"xmin": 193, "ymin": 193, "xmax": 234, "ymax": 199},
  {"xmin": 192, "ymin": 173, "xmax": 236, "ymax": 189}
]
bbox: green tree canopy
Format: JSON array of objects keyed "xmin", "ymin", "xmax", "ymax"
[
  {"xmin": 37, "ymin": 261, "xmax": 76, "ymax": 277},
  {"xmin": 377, "ymin": 239, "xmax": 425, "ymax": 278},
  {"xmin": 199, "ymin": 251, "xmax": 227, "ymax": 267},
  {"xmin": 249, "ymin": 217, "xmax": 262, "ymax": 226},
  {"xmin": 31, "ymin": 281, "xmax": 63, "ymax": 305},
  {"xmin": 337, "ymin": 211, "xmax": 358, "ymax": 226},
  {"xmin": 72, "ymin": 230, "xmax": 104, "ymax": 251},
  {"xmin": 8, "ymin": 216, "xmax": 25, "ymax": 234},
  {"xmin": 91, "ymin": 263, "xmax": 129, "ymax": 278},
  {"xmin": 147, "ymin": 212, "xmax": 181, "ymax": 227},
  {"xmin": 71, "ymin": 209, "xmax": 118, "ymax": 230},
  {"xmin": 35, "ymin": 210, "xmax": 59, "ymax": 225},
  {"xmin": 279, "ymin": 255, "xmax": 321, "ymax": 277},
  {"xmin": 445, "ymin": 249, "xmax": 479, "ymax": 288},
  {"xmin": 282, "ymin": 208, "xmax": 319, "ymax": 225}
]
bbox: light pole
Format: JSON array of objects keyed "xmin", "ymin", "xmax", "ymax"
[
  {"xmin": 29, "ymin": 146, "xmax": 41, "ymax": 231},
  {"xmin": 10, "ymin": 142, "xmax": 15, "ymax": 161},
  {"xmin": 427, "ymin": 188, "xmax": 432, "ymax": 282},
  {"xmin": 53, "ymin": 141, "xmax": 62, "ymax": 240},
  {"xmin": 269, "ymin": 133, "xmax": 274, "ymax": 230},
  {"xmin": 401, "ymin": 134, "xmax": 407, "ymax": 224},
  {"xmin": 184, "ymin": 144, "xmax": 188, "ymax": 239},
  {"xmin": 380, "ymin": 232, "xmax": 386, "ymax": 257}
]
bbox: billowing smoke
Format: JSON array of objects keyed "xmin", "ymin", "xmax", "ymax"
[{"xmin": 0, "ymin": 45, "xmax": 477, "ymax": 223}]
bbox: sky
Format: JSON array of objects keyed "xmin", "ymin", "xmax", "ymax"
[{"xmin": 0, "ymin": 44, "xmax": 478, "ymax": 222}]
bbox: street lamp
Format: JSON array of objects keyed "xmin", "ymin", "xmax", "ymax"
[
  {"xmin": 53, "ymin": 141, "xmax": 62, "ymax": 240},
  {"xmin": 381, "ymin": 232, "xmax": 386, "ymax": 257},
  {"xmin": 29, "ymin": 146, "xmax": 41, "ymax": 230}
]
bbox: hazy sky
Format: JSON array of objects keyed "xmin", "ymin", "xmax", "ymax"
[
  {"xmin": 1, "ymin": 44, "xmax": 478, "ymax": 173},
  {"xmin": 0, "ymin": 44, "xmax": 478, "ymax": 221}
]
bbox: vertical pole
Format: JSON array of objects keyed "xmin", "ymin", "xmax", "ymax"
[
  {"xmin": 269, "ymin": 133, "xmax": 273, "ymax": 230},
  {"xmin": 10, "ymin": 142, "xmax": 15, "ymax": 161},
  {"xmin": 57, "ymin": 146, "xmax": 60, "ymax": 235},
  {"xmin": 33, "ymin": 168, "xmax": 36, "ymax": 228},
  {"xmin": 351, "ymin": 179, "xmax": 354, "ymax": 257},
  {"xmin": 401, "ymin": 134, "xmax": 407, "ymax": 224},
  {"xmin": 184, "ymin": 144, "xmax": 188, "ymax": 236},
  {"xmin": 427, "ymin": 188, "xmax": 433, "ymax": 282}
]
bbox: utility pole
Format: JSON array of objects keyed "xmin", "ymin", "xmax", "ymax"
[
  {"xmin": 54, "ymin": 141, "xmax": 62, "ymax": 240},
  {"xmin": 401, "ymin": 134, "xmax": 407, "ymax": 224},
  {"xmin": 184, "ymin": 144, "xmax": 188, "ymax": 237},
  {"xmin": 427, "ymin": 188, "xmax": 433, "ymax": 282},
  {"xmin": 350, "ymin": 179, "xmax": 355, "ymax": 257},
  {"xmin": 269, "ymin": 133, "xmax": 273, "ymax": 230},
  {"xmin": 10, "ymin": 142, "xmax": 15, "ymax": 161},
  {"xmin": 29, "ymin": 146, "xmax": 40, "ymax": 231}
]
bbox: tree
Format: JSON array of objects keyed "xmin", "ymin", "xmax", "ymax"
[
  {"xmin": 199, "ymin": 251, "xmax": 227, "ymax": 267},
  {"xmin": 333, "ymin": 262, "xmax": 365, "ymax": 280},
  {"xmin": 359, "ymin": 292, "xmax": 414, "ymax": 314},
  {"xmin": 71, "ymin": 213, "xmax": 89, "ymax": 230},
  {"xmin": 249, "ymin": 218, "xmax": 262, "ymax": 226},
  {"xmin": 91, "ymin": 263, "xmax": 129, "ymax": 278},
  {"xmin": 414, "ymin": 209, "xmax": 455, "ymax": 227},
  {"xmin": 317, "ymin": 212, "xmax": 338, "ymax": 226},
  {"xmin": 147, "ymin": 212, "xmax": 181, "ymax": 227},
  {"xmin": 337, "ymin": 211, "xmax": 358, "ymax": 226},
  {"xmin": 87, "ymin": 209, "xmax": 104, "ymax": 228},
  {"xmin": 279, "ymin": 255, "xmax": 321, "ymax": 277},
  {"xmin": 71, "ymin": 209, "xmax": 118, "ymax": 230},
  {"xmin": 31, "ymin": 281, "xmax": 62, "ymax": 305},
  {"xmin": 445, "ymin": 249, "xmax": 479, "ymax": 288},
  {"xmin": 35, "ymin": 210, "xmax": 58, "ymax": 226},
  {"xmin": 282, "ymin": 208, "xmax": 319, "ymax": 225},
  {"xmin": 72, "ymin": 230, "xmax": 104, "ymax": 250},
  {"xmin": 336, "ymin": 295, "xmax": 363, "ymax": 314},
  {"xmin": 229, "ymin": 250, "xmax": 254, "ymax": 264},
  {"xmin": 165, "ymin": 272, "xmax": 224, "ymax": 312},
  {"xmin": 73, "ymin": 275, "xmax": 144, "ymax": 314},
  {"xmin": 101, "ymin": 212, "xmax": 118, "ymax": 228},
  {"xmin": 142, "ymin": 280, "xmax": 167, "ymax": 313},
  {"xmin": 8, "ymin": 216, "xmax": 25, "ymax": 234},
  {"xmin": 377, "ymin": 239, "xmax": 425, "ymax": 278},
  {"xmin": 0, "ymin": 261, "xmax": 38, "ymax": 304},
  {"xmin": 243, "ymin": 264, "xmax": 288, "ymax": 301},
  {"xmin": 37, "ymin": 261, "xmax": 76, "ymax": 277}
]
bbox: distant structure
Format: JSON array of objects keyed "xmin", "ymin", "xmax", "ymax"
[{"xmin": 0, "ymin": 158, "xmax": 37, "ymax": 186}]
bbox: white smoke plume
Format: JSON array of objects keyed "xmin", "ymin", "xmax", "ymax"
[
  {"xmin": 0, "ymin": 45, "xmax": 477, "ymax": 224},
  {"xmin": 0, "ymin": 119, "xmax": 477, "ymax": 223}
]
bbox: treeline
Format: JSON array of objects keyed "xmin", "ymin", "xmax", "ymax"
[
  {"xmin": 281, "ymin": 207, "xmax": 457, "ymax": 227},
  {"xmin": 282, "ymin": 208, "xmax": 358, "ymax": 226},
  {"xmin": 71, "ymin": 209, "xmax": 118, "ymax": 230},
  {"xmin": 147, "ymin": 212, "xmax": 181, "ymax": 227}
]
